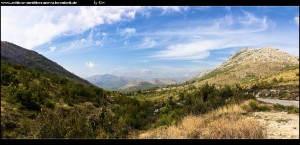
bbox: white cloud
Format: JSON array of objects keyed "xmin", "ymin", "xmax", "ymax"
[
  {"xmin": 139, "ymin": 37, "xmax": 156, "ymax": 48},
  {"xmin": 192, "ymin": 35, "xmax": 202, "ymax": 38},
  {"xmin": 95, "ymin": 40, "xmax": 104, "ymax": 47},
  {"xmin": 156, "ymin": 6, "xmax": 189, "ymax": 14},
  {"xmin": 61, "ymin": 28, "xmax": 104, "ymax": 51},
  {"xmin": 49, "ymin": 46, "xmax": 56, "ymax": 52},
  {"xmin": 295, "ymin": 16, "xmax": 299, "ymax": 26},
  {"xmin": 150, "ymin": 30, "xmax": 299, "ymax": 60},
  {"xmin": 124, "ymin": 40, "xmax": 128, "ymax": 46},
  {"xmin": 1, "ymin": 6, "xmax": 142, "ymax": 49},
  {"xmin": 143, "ymin": 11, "xmax": 269, "ymax": 37},
  {"xmin": 150, "ymin": 40, "xmax": 221, "ymax": 60},
  {"xmin": 125, "ymin": 37, "xmax": 157, "ymax": 49},
  {"xmin": 85, "ymin": 61, "xmax": 95, "ymax": 68},
  {"xmin": 1, "ymin": 6, "xmax": 190, "ymax": 50},
  {"xmin": 146, "ymin": 11, "xmax": 300, "ymax": 60},
  {"xmin": 62, "ymin": 37, "xmax": 103, "ymax": 51},
  {"xmin": 119, "ymin": 27, "xmax": 136, "ymax": 36},
  {"xmin": 238, "ymin": 11, "xmax": 268, "ymax": 32},
  {"xmin": 225, "ymin": 6, "xmax": 231, "ymax": 14},
  {"xmin": 102, "ymin": 32, "xmax": 107, "ymax": 37}
]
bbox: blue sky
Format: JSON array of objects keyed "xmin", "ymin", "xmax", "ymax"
[{"xmin": 1, "ymin": 6, "xmax": 299, "ymax": 79}]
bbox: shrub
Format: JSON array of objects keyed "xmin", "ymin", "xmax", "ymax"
[
  {"xmin": 257, "ymin": 105, "xmax": 271, "ymax": 112},
  {"xmin": 160, "ymin": 104, "xmax": 172, "ymax": 115},
  {"xmin": 273, "ymin": 104, "xmax": 285, "ymax": 110},
  {"xmin": 178, "ymin": 93, "xmax": 184, "ymax": 101},
  {"xmin": 249, "ymin": 100, "xmax": 258, "ymax": 111},
  {"xmin": 35, "ymin": 106, "xmax": 101, "ymax": 138},
  {"xmin": 272, "ymin": 78, "xmax": 278, "ymax": 83},
  {"xmin": 44, "ymin": 100, "xmax": 55, "ymax": 109},
  {"xmin": 274, "ymin": 104, "xmax": 299, "ymax": 113},
  {"xmin": 279, "ymin": 76, "xmax": 283, "ymax": 82},
  {"xmin": 247, "ymin": 100, "xmax": 271, "ymax": 112},
  {"xmin": 13, "ymin": 87, "xmax": 41, "ymax": 111}
]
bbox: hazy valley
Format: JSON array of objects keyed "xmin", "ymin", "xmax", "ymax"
[{"xmin": 86, "ymin": 74, "xmax": 181, "ymax": 91}]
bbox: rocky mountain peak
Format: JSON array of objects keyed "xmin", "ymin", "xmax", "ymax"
[{"xmin": 218, "ymin": 46, "xmax": 298, "ymax": 70}]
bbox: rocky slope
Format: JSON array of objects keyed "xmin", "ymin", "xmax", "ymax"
[
  {"xmin": 219, "ymin": 46, "xmax": 298, "ymax": 70},
  {"xmin": 195, "ymin": 46, "xmax": 299, "ymax": 86}
]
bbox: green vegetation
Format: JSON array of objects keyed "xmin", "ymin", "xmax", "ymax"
[
  {"xmin": 241, "ymin": 100, "xmax": 272, "ymax": 112},
  {"xmin": 1, "ymin": 62, "xmax": 108, "ymax": 109},
  {"xmin": 273, "ymin": 104, "xmax": 299, "ymax": 114},
  {"xmin": 248, "ymin": 100, "xmax": 271, "ymax": 112},
  {"xmin": 148, "ymin": 83, "xmax": 255, "ymax": 127},
  {"xmin": 184, "ymin": 83, "xmax": 254, "ymax": 115}
]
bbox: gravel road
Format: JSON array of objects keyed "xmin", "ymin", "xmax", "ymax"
[{"xmin": 256, "ymin": 98, "xmax": 299, "ymax": 108}]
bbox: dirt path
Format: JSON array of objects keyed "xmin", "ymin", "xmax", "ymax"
[
  {"xmin": 250, "ymin": 112, "xmax": 299, "ymax": 139},
  {"xmin": 256, "ymin": 98, "xmax": 299, "ymax": 108}
]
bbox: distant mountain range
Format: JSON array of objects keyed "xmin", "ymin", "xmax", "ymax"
[
  {"xmin": 1, "ymin": 41, "xmax": 91, "ymax": 85},
  {"xmin": 85, "ymin": 74, "xmax": 179, "ymax": 90},
  {"xmin": 85, "ymin": 74, "xmax": 138, "ymax": 90}
]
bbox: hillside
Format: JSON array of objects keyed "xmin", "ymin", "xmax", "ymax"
[
  {"xmin": 1, "ymin": 41, "xmax": 91, "ymax": 85},
  {"xmin": 195, "ymin": 46, "xmax": 299, "ymax": 87},
  {"xmin": 1, "ymin": 61, "xmax": 111, "ymax": 138}
]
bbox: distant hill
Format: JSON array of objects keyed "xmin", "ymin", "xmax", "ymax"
[
  {"xmin": 86, "ymin": 74, "xmax": 178, "ymax": 90},
  {"xmin": 148, "ymin": 78, "xmax": 178, "ymax": 87},
  {"xmin": 195, "ymin": 46, "xmax": 299, "ymax": 86},
  {"xmin": 1, "ymin": 41, "xmax": 91, "ymax": 85},
  {"xmin": 120, "ymin": 81, "xmax": 157, "ymax": 91}
]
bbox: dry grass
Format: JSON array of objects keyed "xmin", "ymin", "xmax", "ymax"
[
  {"xmin": 203, "ymin": 114, "xmax": 265, "ymax": 139},
  {"xmin": 139, "ymin": 100, "xmax": 267, "ymax": 139}
]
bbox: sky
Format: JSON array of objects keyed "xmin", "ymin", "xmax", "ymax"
[{"xmin": 1, "ymin": 6, "xmax": 299, "ymax": 79}]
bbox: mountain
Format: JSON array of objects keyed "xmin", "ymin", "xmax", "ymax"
[
  {"xmin": 219, "ymin": 47, "xmax": 298, "ymax": 70},
  {"xmin": 86, "ymin": 74, "xmax": 178, "ymax": 90},
  {"xmin": 120, "ymin": 81, "xmax": 157, "ymax": 90},
  {"xmin": 1, "ymin": 41, "xmax": 91, "ymax": 85},
  {"xmin": 195, "ymin": 46, "xmax": 299, "ymax": 86}
]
